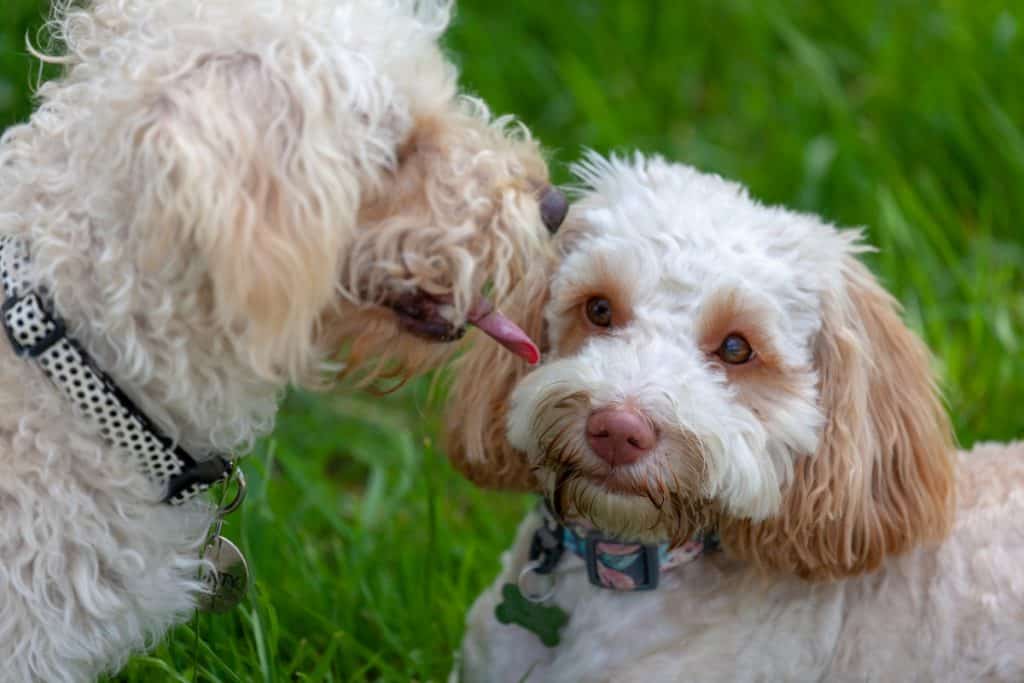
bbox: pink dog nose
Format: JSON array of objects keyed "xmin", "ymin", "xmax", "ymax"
[{"xmin": 585, "ymin": 408, "xmax": 657, "ymax": 466}]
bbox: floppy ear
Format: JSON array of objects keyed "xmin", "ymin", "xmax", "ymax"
[
  {"xmin": 719, "ymin": 256, "xmax": 956, "ymax": 580},
  {"xmin": 131, "ymin": 52, "xmax": 365, "ymax": 382},
  {"xmin": 443, "ymin": 258, "xmax": 553, "ymax": 491}
]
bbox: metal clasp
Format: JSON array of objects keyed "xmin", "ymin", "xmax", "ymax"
[
  {"xmin": 517, "ymin": 560, "xmax": 558, "ymax": 603},
  {"xmin": 197, "ymin": 465, "xmax": 250, "ymax": 613}
]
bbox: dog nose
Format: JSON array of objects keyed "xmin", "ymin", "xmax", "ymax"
[
  {"xmin": 585, "ymin": 408, "xmax": 657, "ymax": 466},
  {"xmin": 539, "ymin": 186, "xmax": 568, "ymax": 234}
]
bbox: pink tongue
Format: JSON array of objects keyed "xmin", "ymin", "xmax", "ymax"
[{"xmin": 468, "ymin": 301, "xmax": 540, "ymax": 365}]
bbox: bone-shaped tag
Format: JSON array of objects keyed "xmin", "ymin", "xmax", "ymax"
[{"xmin": 494, "ymin": 583, "xmax": 569, "ymax": 647}]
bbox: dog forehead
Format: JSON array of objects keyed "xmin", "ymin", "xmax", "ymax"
[{"xmin": 567, "ymin": 155, "xmax": 845, "ymax": 313}]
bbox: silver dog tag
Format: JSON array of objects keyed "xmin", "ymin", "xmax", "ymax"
[{"xmin": 198, "ymin": 536, "xmax": 250, "ymax": 613}]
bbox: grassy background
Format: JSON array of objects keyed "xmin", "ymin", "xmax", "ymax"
[{"xmin": 3, "ymin": 1, "xmax": 1023, "ymax": 680}]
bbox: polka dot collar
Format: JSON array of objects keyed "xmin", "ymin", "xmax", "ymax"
[{"xmin": 0, "ymin": 236, "xmax": 232, "ymax": 504}]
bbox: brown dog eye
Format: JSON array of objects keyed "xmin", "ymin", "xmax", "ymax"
[
  {"xmin": 717, "ymin": 334, "xmax": 753, "ymax": 364},
  {"xmin": 585, "ymin": 297, "xmax": 612, "ymax": 327}
]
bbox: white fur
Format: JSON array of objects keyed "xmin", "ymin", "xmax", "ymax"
[
  {"xmin": 458, "ymin": 154, "xmax": 1024, "ymax": 682},
  {"xmin": 0, "ymin": 0, "xmax": 550, "ymax": 679},
  {"xmin": 462, "ymin": 444, "xmax": 1024, "ymax": 682},
  {"xmin": 510, "ymin": 154, "xmax": 840, "ymax": 527}
]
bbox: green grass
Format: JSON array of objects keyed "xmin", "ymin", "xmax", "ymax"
[{"xmin": 3, "ymin": 1, "xmax": 1023, "ymax": 680}]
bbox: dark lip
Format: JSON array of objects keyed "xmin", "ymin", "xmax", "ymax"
[
  {"xmin": 539, "ymin": 458, "xmax": 648, "ymax": 498},
  {"xmin": 387, "ymin": 290, "xmax": 467, "ymax": 342}
]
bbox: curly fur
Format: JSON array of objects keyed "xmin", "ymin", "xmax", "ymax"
[
  {"xmin": 450, "ymin": 153, "xmax": 1024, "ymax": 682},
  {"xmin": 0, "ymin": 0, "xmax": 553, "ymax": 679}
]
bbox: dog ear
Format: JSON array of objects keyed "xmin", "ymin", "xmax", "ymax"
[
  {"xmin": 443, "ymin": 255, "xmax": 554, "ymax": 491},
  {"xmin": 720, "ymin": 256, "xmax": 956, "ymax": 580},
  {"xmin": 131, "ymin": 53, "xmax": 362, "ymax": 382}
]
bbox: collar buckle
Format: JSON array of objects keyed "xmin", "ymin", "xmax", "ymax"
[
  {"xmin": 163, "ymin": 455, "xmax": 233, "ymax": 505},
  {"xmin": 1, "ymin": 291, "xmax": 66, "ymax": 358},
  {"xmin": 583, "ymin": 531, "xmax": 661, "ymax": 591},
  {"xmin": 528, "ymin": 510, "xmax": 565, "ymax": 575}
]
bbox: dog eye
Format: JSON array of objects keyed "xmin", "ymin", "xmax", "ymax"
[
  {"xmin": 585, "ymin": 297, "xmax": 612, "ymax": 327},
  {"xmin": 717, "ymin": 334, "xmax": 753, "ymax": 364}
]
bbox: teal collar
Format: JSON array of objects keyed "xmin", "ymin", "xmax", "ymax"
[{"xmin": 531, "ymin": 500, "xmax": 719, "ymax": 592}]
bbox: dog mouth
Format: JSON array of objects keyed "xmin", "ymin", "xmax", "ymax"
[
  {"xmin": 582, "ymin": 469, "xmax": 652, "ymax": 497},
  {"xmin": 543, "ymin": 458, "xmax": 655, "ymax": 501},
  {"xmin": 535, "ymin": 440, "xmax": 686, "ymax": 510},
  {"xmin": 387, "ymin": 291, "xmax": 540, "ymax": 364},
  {"xmin": 388, "ymin": 290, "xmax": 466, "ymax": 342},
  {"xmin": 540, "ymin": 462, "xmax": 708, "ymax": 544}
]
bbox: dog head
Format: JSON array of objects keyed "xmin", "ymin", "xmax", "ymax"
[
  {"xmin": 329, "ymin": 97, "xmax": 561, "ymax": 383},
  {"xmin": 21, "ymin": 0, "xmax": 560, "ymax": 389},
  {"xmin": 447, "ymin": 152, "xmax": 955, "ymax": 579},
  {"xmin": 0, "ymin": 0, "xmax": 559, "ymax": 453}
]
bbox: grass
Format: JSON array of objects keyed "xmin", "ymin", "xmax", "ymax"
[{"xmin": 2, "ymin": 0, "xmax": 1023, "ymax": 680}]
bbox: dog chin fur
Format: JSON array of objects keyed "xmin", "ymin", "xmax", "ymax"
[
  {"xmin": 448, "ymin": 153, "xmax": 1024, "ymax": 682},
  {"xmin": 0, "ymin": 0, "xmax": 551, "ymax": 679}
]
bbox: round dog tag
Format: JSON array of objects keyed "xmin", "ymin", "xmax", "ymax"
[{"xmin": 198, "ymin": 536, "xmax": 250, "ymax": 613}]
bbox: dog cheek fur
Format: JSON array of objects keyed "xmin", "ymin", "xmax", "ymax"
[
  {"xmin": 703, "ymin": 364, "xmax": 825, "ymax": 522},
  {"xmin": 719, "ymin": 257, "xmax": 956, "ymax": 580},
  {"xmin": 444, "ymin": 257, "xmax": 553, "ymax": 491},
  {"xmin": 345, "ymin": 104, "xmax": 549, "ymax": 314},
  {"xmin": 129, "ymin": 48, "xmax": 366, "ymax": 386}
]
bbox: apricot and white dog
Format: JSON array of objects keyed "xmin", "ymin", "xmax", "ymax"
[
  {"xmin": 0, "ymin": 0, "xmax": 559, "ymax": 679},
  {"xmin": 447, "ymin": 153, "xmax": 1024, "ymax": 682}
]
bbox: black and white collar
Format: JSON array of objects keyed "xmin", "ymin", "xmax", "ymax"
[{"xmin": 0, "ymin": 236, "xmax": 232, "ymax": 504}]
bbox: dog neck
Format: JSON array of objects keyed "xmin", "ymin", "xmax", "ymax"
[{"xmin": 0, "ymin": 236, "xmax": 234, "ymax": 503}]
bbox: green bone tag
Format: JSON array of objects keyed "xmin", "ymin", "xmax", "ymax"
[{"xmin": 494, "ymin": 583, "xmax": 569, "ymax": 647}]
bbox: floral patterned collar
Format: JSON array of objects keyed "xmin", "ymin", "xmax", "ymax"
[
  {"xmin": 531, "ymin": 500, "xmax": 719, "ymax": 592},
  {"xmin": 493, "ymin": 503, "xmax": 721, "ymax": 648}
]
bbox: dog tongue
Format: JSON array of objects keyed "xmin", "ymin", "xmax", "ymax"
[{"xmin": 468, "ymin": 301, "xmax": 540, "ymax": 365}]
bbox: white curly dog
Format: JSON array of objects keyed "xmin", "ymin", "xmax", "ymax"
[
  {"xmin": 446, "ymin": 153, "xmax": 1024, "ymax": 682},
  {"xmin": 0, "ymin": 0, "xmax": 562, "ymax": 679}
]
